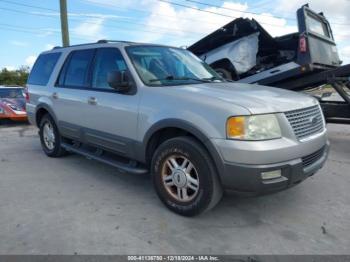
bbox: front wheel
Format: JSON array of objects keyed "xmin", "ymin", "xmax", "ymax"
[
  {"xmin": 151, "ymin": 136, "xmax": 223, "ymax": 216},
  {"xmin": 215, "ymin": 68, "xmax": 233, "ymax": 80},
  {"xmin": 39, "ymin": 114, "xmax": 67, "ymax": 157}
]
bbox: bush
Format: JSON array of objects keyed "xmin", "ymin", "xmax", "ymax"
[{"xmin": 0, "ymin": 66, "xmax": 30, "ymax": 86}]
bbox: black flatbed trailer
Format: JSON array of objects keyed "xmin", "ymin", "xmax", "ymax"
[
  {"xmin": 269, "ymin": 64, "xmax": 350, "ymax": 124},
  {"xmin": 188, "ymin": 4, "xmax": 350, "ymax": 124}
]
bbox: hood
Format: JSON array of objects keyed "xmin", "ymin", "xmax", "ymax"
[
  {"xmin": 171, "ymin": 82, "xmax": 318, "ymax": 114},
  {"xmin": 0, "ymin": 98, "xmax": 26, "ymax": 111}
]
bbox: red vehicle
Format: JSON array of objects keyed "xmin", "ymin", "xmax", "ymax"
[{"xmin": 0, "ymin": 86, "xmax": 27, "ymax": 122}]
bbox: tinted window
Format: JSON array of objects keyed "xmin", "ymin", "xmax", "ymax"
[
  {"xmin": 62, "ymin": 49, "xmax": 94, "ymax": 87},
  {"xmin": 27, "ymin": 52, "xmax": 61, "ymax": 86},
  {"xmin": 0, "ymin": 88, "xmax": 24, "ymax": 98},
  {"xmin": 92, "ymin": 48, "xmax": 128, "ymax": 89}
]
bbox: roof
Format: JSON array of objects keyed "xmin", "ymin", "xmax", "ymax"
[
  {"xmin": 48, "ymin": 40, "xmax": 172, "ymax": 51},
  {"xmin": 40, "ymin": 40, "xmax": 185, "ymax": 57}
]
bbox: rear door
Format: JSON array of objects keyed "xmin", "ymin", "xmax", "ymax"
[
  {"xmin": 297, "ymin": 5, "xmax": 341, "ymax": 68},
  {"xmin": 53, "ymin": 48, "xmax": 95, "ymax": 139}
]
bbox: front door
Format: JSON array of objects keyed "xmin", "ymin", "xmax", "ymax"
[{"xmin": 82, "ymin": 47, "xmax": 140, "ymax": 157}]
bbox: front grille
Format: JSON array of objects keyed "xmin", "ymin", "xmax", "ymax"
[
  {"xmin": 302, "ymin": 146, "xmax": 325, "ymax": 168},
  {"xmin": 285, "ymin": 105, "xmax": 324, "ymax": 140}
]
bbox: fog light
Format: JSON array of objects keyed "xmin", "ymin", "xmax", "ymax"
[{"xmin": 261, "ymin": 170, "xmax": 282, "ymax": 180}]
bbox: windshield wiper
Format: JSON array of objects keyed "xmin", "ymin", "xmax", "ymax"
[
  {"xmin": 202, "ymin": 76, "xmax": 224, "ymax": 82},
  {"xmin": 149, "ymin": 75, "xmax": 212, "ymax": 83}
]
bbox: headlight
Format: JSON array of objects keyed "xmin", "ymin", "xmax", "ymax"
[
  {"xmin": 226, "ymin": 114, "xmax": 281, "ymax": 140},
  {"xmin": 0, "ymin": 107, "xmax": 4, "ymax": 114}
]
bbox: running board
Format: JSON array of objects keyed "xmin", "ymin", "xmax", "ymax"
[{"xmin": 62, "ymin": 143, "xmax": 148, "ymax": 175}]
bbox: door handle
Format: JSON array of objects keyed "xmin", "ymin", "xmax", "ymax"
[
  {"xmin": 52, "ymin": 92, "xmax": 58, "ymax": 99},
  {"xmin": 88, "ymin": 97, "xmax": 97, "ymax": 105}
]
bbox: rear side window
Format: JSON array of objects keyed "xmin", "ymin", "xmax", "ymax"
[
  {"xmin": 27, "ymin": 52, "xmax": 61, "ymax": 86},
  {"xmin": 58, "ymin": 49, "xmax": 94, "ymax": 88}
]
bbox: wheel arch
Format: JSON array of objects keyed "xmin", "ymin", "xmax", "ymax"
[
  {"xmin": 210, "ymin": 58, "xmax": 234, "ymax": 70},
  {"xmin": 142, "ymin": 119, "xmax": 225, "ymax": 177},
  {"xmin": 35, "ymin": 103, "xmax": 58, "ymax": 128},
  {"xmin": 210, "ymin": 58, "xmax": 238, "ymax": 80}
]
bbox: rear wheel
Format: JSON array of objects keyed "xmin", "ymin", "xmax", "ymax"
[
  {"xmin": 151, "ymin": 136, "xmax": 223, "ymax": 216},
  {"xmin": 39, "ymin": 114, "xmax": 67, "ymax": 157}
]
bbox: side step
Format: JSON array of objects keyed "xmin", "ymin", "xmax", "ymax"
[{"xmin": 62, "ymin": 143, "xmax": 148, "ymax": 175}]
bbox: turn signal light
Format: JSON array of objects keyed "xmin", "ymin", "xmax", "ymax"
[{"xmin": 226, "ymin": 116, "xmax": 245, "ymax": 138}]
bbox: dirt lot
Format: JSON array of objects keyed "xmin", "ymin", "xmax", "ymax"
[{"xmin": 0, "ymin": 122, "xmax": 349, "ymax": 255}]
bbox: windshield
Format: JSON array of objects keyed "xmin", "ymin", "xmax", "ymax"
[
  {"xmin": 0, "ymin": 88, "xmax": 24, "ymax": 98},
  {"xmin": 126, "ymin": 46, "xmax": 223, "ymax": 86}
]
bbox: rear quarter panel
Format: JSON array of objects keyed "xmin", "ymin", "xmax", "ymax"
[{"xmin": 26, "ymin": 49, "xmax": 69, "ymax": 125}]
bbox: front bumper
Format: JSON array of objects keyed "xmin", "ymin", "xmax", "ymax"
[{"xmin": 211, "ymin": 133, "xmax": 330, "ymax": 194}]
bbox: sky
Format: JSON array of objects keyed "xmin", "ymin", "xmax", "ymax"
[{"xmin": 1, "ymin": 0, "xmax": 350, "ymax": 70}]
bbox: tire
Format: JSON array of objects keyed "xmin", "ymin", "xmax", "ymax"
[
  {"xmin": 39, "ymin": 114, "xmax": 67, "ymax": 157},
  {"xmin": 151, "ymin": 136, "xmax": 223, "ymax": 216},
  {"xmin": 215, "ymin": 68, "xmax": 233, "ymax": 80}
]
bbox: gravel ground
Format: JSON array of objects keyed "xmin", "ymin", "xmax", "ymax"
[{"xmin": 0, "ymin": 123, "xmax": 349, "ymax": 255}]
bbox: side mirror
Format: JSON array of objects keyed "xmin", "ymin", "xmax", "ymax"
[{"xmin": 107, "ymin": 70, "xmax": 132, "ymax": 92}]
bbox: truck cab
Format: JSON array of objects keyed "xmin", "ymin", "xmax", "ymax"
[{"xmin": 188, "ymin": 4, "xmax": 342, "ymax": 89}]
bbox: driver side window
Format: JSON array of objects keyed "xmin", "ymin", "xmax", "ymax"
[{"xmin": 92, "ymin": 48, "xmax": 128, "ymax": 90}]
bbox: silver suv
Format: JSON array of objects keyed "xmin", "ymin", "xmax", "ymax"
[{"xmin": 26, "ymin": 40, "xmax": 329, "ymax": 216}]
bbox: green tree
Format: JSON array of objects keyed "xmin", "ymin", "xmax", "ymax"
[{"xmin": 0, "ymin": 66, "xmax": 30, "ymax": 86}]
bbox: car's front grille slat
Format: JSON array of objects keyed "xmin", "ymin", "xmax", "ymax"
[
  {"xmin": 285, "ymin": 105, "xmax": 325, "ymax": 140},
  {"xmin": 302, "ymin": 146, "xmax": 325, "ymax": 168},
  {"xmin": 294, "ymin": 123, "xmax": 324, "ymax": 135}
]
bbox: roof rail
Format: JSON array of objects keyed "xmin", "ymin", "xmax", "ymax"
[
  {"xmin": 58, "ymin": 42, "xmax": 105, "ymax": 49},
  {"xmin": 96, "ymin": 39, "xmax": 137, "ymax": 44},
  {"xmin": 50, "ymin": 40, "xmax": 137, "ymax": 50}
]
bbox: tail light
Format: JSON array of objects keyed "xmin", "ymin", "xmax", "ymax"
[
  {"xmin": 299, "ymin": 35, "xmax": 307, "ymax": 53},
  {"xmin": 24, "ymin": 86, "xmax": 30, "ymax": 103}
]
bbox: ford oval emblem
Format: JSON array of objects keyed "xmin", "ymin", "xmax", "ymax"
[{"xmin": 309, "ymin": 116, "xmax": 318, "ymax": 126}]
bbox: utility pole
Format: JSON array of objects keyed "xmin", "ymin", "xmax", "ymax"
[{"xmin": 59, "ymin": 0, "xmax": 70, "ymax": 47}]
